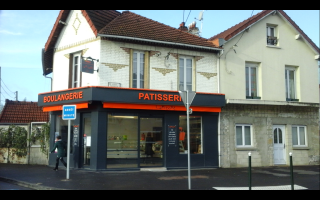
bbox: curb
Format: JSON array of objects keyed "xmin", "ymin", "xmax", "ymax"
[{"xmin": 0, "ymin": 177, "xmax": 65, "ymax": 190}]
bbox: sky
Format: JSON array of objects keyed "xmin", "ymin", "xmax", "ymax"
[{"xmin": 0, "ymin": 10, "xmax": 319, "ymax": 106}]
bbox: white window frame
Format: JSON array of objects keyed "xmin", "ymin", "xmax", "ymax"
[
  {"xmin": 235, "ymin": 124, "xmax": 252, "ymax": 147},
  {"xmin": 178, "ymin": 56, "xmax": 194, "ymax": 91},
  {"xmin": 285, "ymin": 67, "xmax": 297, "ymax": 101},
  {"xmin": 266, "ymin": 25, "xmax": 278, "ymax": 46},
  {"xmin": 132, "ymin": 50, "xmax": 145, "ymax": 89},
  {"xmin": 72, "ymin": 53, "xmax": 81, "ymax": 88},
  {"xmin": 292, "ymin": 125, "xmax": 307, "ymax": 147},
  {"xmin": 245, "ymin": 62, "xmax": 260, "ymax": 99}
]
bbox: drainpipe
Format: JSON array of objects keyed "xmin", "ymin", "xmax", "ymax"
[
  {"xmin": 45, "ymin": 75, "xmax": 52, "ymax": 92},
  {"xmin": 44, "ymin": 75, "xmax": 52, "ymax": 123},
  {"xmin": 217, "ymin": 50, "xmax": 223, "ymax": 168}
]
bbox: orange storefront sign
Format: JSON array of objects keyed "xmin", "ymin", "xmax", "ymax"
[
  {"xmin": 103, "ymin": 102, "xmax": 221, "ymax": 112},
  {"xmin": 43, "ymin": 91, "xmax": 83, "ymax": 103}
]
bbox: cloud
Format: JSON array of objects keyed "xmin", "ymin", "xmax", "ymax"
[{"xmin": 0, "ymin": 30, "xmax": 22, "ymax": 35}]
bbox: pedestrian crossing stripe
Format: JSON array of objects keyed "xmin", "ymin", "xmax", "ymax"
[{"xmin": 212, "ymin": 184, "xmax": 307, "ymax": 190}]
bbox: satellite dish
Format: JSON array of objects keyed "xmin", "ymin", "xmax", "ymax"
[{"xmin": 198, "ymin": 10, "xmax": 204, "ymax": 21}]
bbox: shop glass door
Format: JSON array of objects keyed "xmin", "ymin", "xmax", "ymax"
[
  {"xmin": 83, "ymin": 114, "xmax": 91, "ymax": 168},
  {"xmin": 140, "ymin": 117, "xmax": 163, "ymax": 167}
]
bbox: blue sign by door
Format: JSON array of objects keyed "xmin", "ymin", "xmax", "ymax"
[{"xmin": 62, "ymin": 105, "xmax": 77, "ymax": 120}]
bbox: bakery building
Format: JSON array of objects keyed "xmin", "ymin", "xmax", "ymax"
[{"xmin": 40, "ymin": 10, "xmax": 225, "ymax": 170}]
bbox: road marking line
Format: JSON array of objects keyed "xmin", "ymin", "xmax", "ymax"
[{"xmin": 213, "ymin": 185, "xmax": 307, "ymax": 190}]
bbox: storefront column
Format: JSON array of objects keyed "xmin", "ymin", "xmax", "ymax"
[
  {"xmin": 90, "ymin": 110, "xmax": 107, "ymax": 170},
  {"xmin": 48, "ymin": 112, "xmax": 57, "ymax": 166}
]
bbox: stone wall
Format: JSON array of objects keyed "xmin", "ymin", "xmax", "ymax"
[{"xmin": 219, "ymin": 103, "xmax": 319, "ymax": 168}]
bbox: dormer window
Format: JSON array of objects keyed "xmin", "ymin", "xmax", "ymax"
[{"xmin": 266, "ymin": 25, "xmax": 278, "ymax": 46}]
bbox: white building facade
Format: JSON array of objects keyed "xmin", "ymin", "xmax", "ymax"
[{"xmin": 209, "ymin": 10, "xmax": 320, "ymax": 167}]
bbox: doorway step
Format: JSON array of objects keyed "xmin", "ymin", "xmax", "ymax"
[{"xmin": 140, "ymin": 167, "xmax": 167, "ymax": 172}]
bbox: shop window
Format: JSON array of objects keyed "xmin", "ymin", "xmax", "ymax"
[
  {"xmin": 236, "ymin": 124, "xmax": 252, "ymax": 147},
  {"xmin": 292, "ymin": 125, "xmax": 307, "ymax": 147},
  {"xmin": 178, "ymin": 56, "xmax": 194, "ymax": 91},
  {"xmin": 179, "ymin": 115, "xmax": 202, "ymax": 154},
  {"xmin": 106, "ymin": 113, "xmax": 139, "ymax": 169},
  {"xmin": 54, "ymin": 115, "xmax": 74, "ymax": 154}
]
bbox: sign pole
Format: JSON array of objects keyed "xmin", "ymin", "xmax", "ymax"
[
  {"xmin": 178, "ymin": 90, "xmax": 196, "ymax": 190},
  {"xmin": 62, "ymin": 105, "xmax": 76, "ymax": 180},
  {"xmin": 67, "ymin": 119, "xmax": 71, "ymax": 179},
  {"xmin": 186, "ymin": 90, "xmax": 191, "ymax": 190}
]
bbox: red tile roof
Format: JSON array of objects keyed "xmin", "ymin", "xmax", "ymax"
[
  {"xmin": 43, "ymin": 10, "xmax": 220, "ymax": 76},
  {"xmin": 0, "ymin": 99, "xmax": 49, "ymax": 124},
  {"xmin": 208, "ymin": 10, "xmax": 320, "ymax": 54},
  {"xmin": 98, "ymin": 11, "xmax": 220, "ymax": 49}
]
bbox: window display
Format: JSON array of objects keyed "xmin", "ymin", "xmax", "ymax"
[{"xmin": 179, "ymin": 115, "xmax": 202, "ymax": 154}]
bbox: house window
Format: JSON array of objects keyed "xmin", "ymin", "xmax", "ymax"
[
  {"xmin": 179, "ymin": 115, "xmax": 202, "ymax": 154},
  {"xmin": 132, "ymin": 51, "xmax": 145, "ymax": 88},
  {"xmin": 236, "ymin": 124, "xmax": 252, "ymax": 147},
  {"xmin": 285, "ymin": 67, "xmax": 298, "ymax": 101},
  {"xmin": 292, "ymin": 125, "xmax": 307, "ymax": 147},
  {"xmin": 69, "ymin": 53, "xmax": 82, "ymax": 88},
  {"xmin": 179, "ymin": 57, "xmax": 193, "ymax": 91},
  {"xmin": 245, "ymin": 62, "xmax": 260, "ymax": 99},
  {"xmin": 266, "ymin": 25, "xmax": 278, "ymax": 45}
]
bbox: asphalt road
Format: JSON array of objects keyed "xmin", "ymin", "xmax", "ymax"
[
  {"xmin": 0, "ymin": 181, "xmax": 34, "ymax": 190},
  {"xmin": 0, "ymin": 164, "xmax": 319, "ymax": 190}
]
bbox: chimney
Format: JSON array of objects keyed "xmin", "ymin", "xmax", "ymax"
[
  {"xmin": 178, "ymin": 22, "xmax": 188, "ymax": 32},
  {"xmin": 188, "ymin": 21, "xmax": 199, "ymax": 36}
]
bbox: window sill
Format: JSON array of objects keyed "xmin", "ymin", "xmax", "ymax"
[
  {"xmin": 286, "ymin": 98, "xmax": 299, "ymax": 102},
  {"xmin": 266, "ymin": 45, "xmax": 281, "ymax": 49},
  {"xmin": 246, "ymin": 96, "xmax": 261, "ymax": 99},
  {"xmin": 235, "ymin": 147, "xmax": 256, "ymax": 151},
  {"xmin": 292, "ymin": 147, "xmax": 309, "ymax": 150}
]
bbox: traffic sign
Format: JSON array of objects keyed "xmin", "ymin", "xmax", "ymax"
[
  {"xmin": 179, "ymin": 91, "xmax": 196, "ymax": 108},
  {"xmin": 62, "ymin": 105, "xmax": 76, "ymax": 120}
]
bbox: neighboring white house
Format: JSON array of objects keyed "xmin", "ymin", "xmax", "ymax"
[{"xmin": 209, "ymin": 10, "xmax": 320, "ymax": 167}]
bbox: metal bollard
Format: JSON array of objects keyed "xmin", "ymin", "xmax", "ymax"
[
  {"xmin": 248, "ymin": 152, "xmax": 251, "ymax": 190},
  {"xmin": 289, "ymin": 152, "xmax": 294, "ymax": 190}
]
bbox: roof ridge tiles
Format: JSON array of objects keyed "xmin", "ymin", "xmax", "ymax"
[
  {"xmin": 124, "ymin": 11, "xmax": 211, "ymax": 40},
  {"xmin": 98, "ymin": 10, "xmax": 218, "ymax": 48}
]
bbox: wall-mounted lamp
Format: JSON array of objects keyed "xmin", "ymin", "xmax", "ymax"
[
  {"xmin": 59, "ymin": 20, "xmax": 67, "ymax": 25},
  {"xmin": 232, "ymin": 44, "xmax": 237, "ymax": 53},
  {"xmin": 83, "ymin": 56, "xmax": 99, "ymax": 62}
]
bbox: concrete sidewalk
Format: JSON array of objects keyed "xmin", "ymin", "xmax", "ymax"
[{"xmin": 0, "ymin": 164, "xmax": 319, "ymax": 190}]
